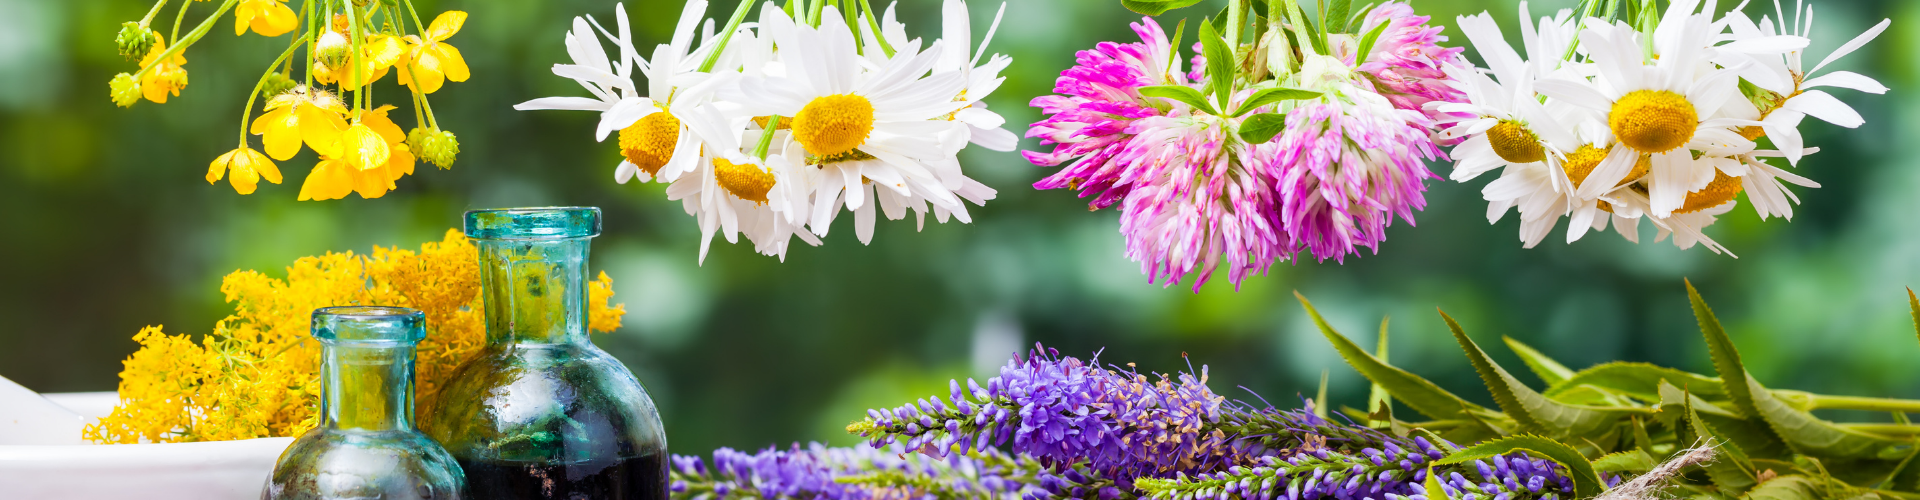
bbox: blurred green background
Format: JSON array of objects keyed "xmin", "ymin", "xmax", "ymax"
[{"xmin": 1, "ymin": 0, "xmax": 1916, "ymax": 456}]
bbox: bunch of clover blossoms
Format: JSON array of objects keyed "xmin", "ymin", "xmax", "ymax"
[
  {"xmin": 109, "ymin": 0, "xmax": 468, "ymax": 199},
  {"xmin": 1026, "ymin": 0, "xmax": 1466, "ymax": 291},
  {"xmin": 1441, "ymin": 0, "xmax": 1888, "ymax": 254},
  {"xmin": 518, "ymin": 0, "xmax": 1014, "ymax": 262}
]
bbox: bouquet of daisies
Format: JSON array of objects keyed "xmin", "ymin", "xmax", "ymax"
[
  {"xmin": 519, "ymin": 0, "xmax": 1013, "ymax": 262},
  {"xmin": 1442, "ymin": 0, "xmax": 1887, "ymax": 254},
  {"xmin": 1026, "ymin": 0, "xmax": 1466, "ymax": 291}
]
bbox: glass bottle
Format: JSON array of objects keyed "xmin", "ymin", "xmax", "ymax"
[
  {"xmin": 265, "ymin": 306, "xmax": 466, "ymax": 500},
  {"xmin": 425, "ymin": 207, "xmax": 668, "ymax": 500}
]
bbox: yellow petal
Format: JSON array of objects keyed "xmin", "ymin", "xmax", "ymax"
[
  {"xmin": 228, "ymin": 158, "xmax": 262, "ymax": 195},
  {"xmin": 357, "ymin": 105, "xmax": 405, "ymax": 143},
  {"xmin": 408, "ymin": 54, "xmax": 445, "ymax": 94},
  {"xmin": 255, "ymin": 110, "xmax": 303, "ymax": 161},
  {"xmin": 234, "ymin": 2, "xmax": 259, "ymax": 36},
  {"xmin": 298, "ymin": 160, "xmax": 353, "ymax": 201},
  {"xmin": 366, "ymin": 35, "xmax": 405, "ymax": 68},
  {"xmin": 296, "ymin": 104, "xmax": 347, "ymax": 158},
  {"xmin": 252, "ymin": 2, "xmax": 298, "ymax": 37},
  {"xmin": 208, "ymin": 149, "xmax": 240, "ymax": 183},
  {"xmin": 427, "ymin": 11, "xmax": 466, "ymax": 41},
  {"xmin": 245, "ymin": 147, "xmax": 282, "ymax": 185},
  {"xmin": 433, "ymin": 44, "xmax": 469, "ymax": 83},
  {"xmin": 386, "ymin": 144, "xmax": 416, "ymax": 179},
  {"xmin": 341, "ymin": 124, "xmax": 391, "ymax": 171}
]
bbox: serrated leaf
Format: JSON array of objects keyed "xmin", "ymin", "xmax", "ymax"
[
  {"xmin": 1138, "ymin": 85, "xmax": 1218, "ymax": 115},
  {"xmin": 1593, "ymin": 449, "xmax": 1658, "ymax": 473},
  {"xmin": 1690, "ymin": 282, "xmax": 1914, "ymax": 460},
  {"xmin": 1684, "ymin": 390, "xmax": 1759, "ymax": 495},
  {"xmin": 1238, "ymin": 113, "xmax": 1288, "ymax": 144},
  {"xmin": 1424, "ymin": 465, "xmax": 1451, "ymax": 500},
  {"xmin": 1119, "ymin": 0, "xmax": 1207, "ymax": 16},
  {"xmin": 1503, "ymin": 336, "xmax": 1574, "ymax": 387},
  {"xmin": 1324, "ymin": 0, "xmax": 1351, "ymax": 33},
  {"xmin": 1437, "ymin": 435, "xmax": 1605, "ymax": 498},
  {"xmin": 1369, "ymin": 318, "xmax": 1393, "ymax": 422},
  {"xmin": 1745, "ymin": 475, "xmax": 1819, "ymax": 500},
  {"xmin": 1233, "ymin": 87, "xmax": 1321, "ymax": 116},
  {"xmin": 1545, "ymin": 361, "xmax": 1726, "ymax": 402},
  {"xmin": 1657, "ymin": 381, "xmax": 1794, "ymax": 460},
  {"xmin": 1295, "ymin": 293, "xmax": 1493, "ymax": 423},
  {"xmin": 1354, "ymin": 19, "xmax": 1391, "ymax": 64},
  {"xmin": 1443, "ymin": 311, "xmax": 1645, "ymax": 439},
  {"xmin": 1198, "ymin": 20, "xmax": 1235, "ymax": 111}
]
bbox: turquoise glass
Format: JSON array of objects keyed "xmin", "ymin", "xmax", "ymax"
[
  {"xmin": 425, "ymin": 207, "xmax": 669, "ymax": 500},
  {"xmin": 264, "ymin": 307, "xmax": 466, "ymax": 500}
]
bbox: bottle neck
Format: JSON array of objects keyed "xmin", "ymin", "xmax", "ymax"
[
  {"xmin": 477, "ymin": 238, "xmax": 592, "ymax": 346},
  {"xmin": 320, "ymin": 341, "xmax": 416, "ymax": 432}
]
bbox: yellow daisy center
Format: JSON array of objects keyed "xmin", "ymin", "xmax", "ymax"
[
  {"xmin": 1487, "ymin": 120, "xmax": 1545, "ymax": 164},
  {"xmin": 618, "ymin": 112, "xmax": 680, "ymax": 175},
  {"xmin": 713, "ymin": 158, "xmax": 776, "ymax": 203},
  {"xmin": 1676, "ymin": 170, "xmax": 1744, "ymax": 214},
  {"xmin": 1561, "ymin": 145, "xmax": 1651, "ymax": 190},
  {"xmin": 1608, "ymin": 90, "xmax": 1696, "ymax": 154},
  {"xmin": 792, "ymin": 93, "xmax": 875, "ymax": 157}
]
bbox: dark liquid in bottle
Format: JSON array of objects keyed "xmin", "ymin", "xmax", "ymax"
[{"xmin": 457, "ymin": 454, "xmax": 667, "ymax": 500}]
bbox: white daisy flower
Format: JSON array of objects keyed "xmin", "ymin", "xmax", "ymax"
[
  {"xmin": 725, "ymin": 6, "xmax": 977, "ymax": 244},
  {"xmin": 866, "ymin": 0, "xmax": 1017, "ymax": 152},
  {"xmin": 514, "ymin": 1, "xmax": 740, "ymax": 184},
  {"xmin": 664, "ymin": 103, "xmax": 821, "ymax": 262},
  {"xmin": 1721, "ymin": 1, "xmax": 1889, "ymax": 164},
  {"xmin": 1534, "ymin": 1, "xmax": 1758, "ymax": 218}
]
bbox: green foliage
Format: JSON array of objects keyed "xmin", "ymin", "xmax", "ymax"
[
  {"xmin": 1139, "ymin": 85, "xmax": 1220, "ymax": 115},
  {"xmin": 1233, "ymin": 87, "xmax": 1321, "ymax": 116},
  {"xmin": 1237, "ymin": 113, "xmax": 1288, "ymax": 144},
  {"xmin": 1304, "ymin": 282, "xmax": 1920, "ymax": 500},
  {"xmin": 1120, "ymin": 0, "xmax": 1207, "ymax": 16}
]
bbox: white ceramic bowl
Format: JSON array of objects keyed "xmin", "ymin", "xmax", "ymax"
[{"xmin": 0, "ymin": 377, "xmax": 292, "ymax": 500}]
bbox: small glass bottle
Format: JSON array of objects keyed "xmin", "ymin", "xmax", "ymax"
[
  {"xmin": 265, "ymin": 306, "xmax": 466, "ymax": 500},
  {"xmin": 425, "ymin": 207, "xmax": 668, "ymax": 500}
]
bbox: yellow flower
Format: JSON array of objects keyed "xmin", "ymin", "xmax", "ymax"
[
  {"xmin": 398, "ymin": 11, "xmax": 469, "ymax": 94},
  {"xmin": 250, "ymin": 86, "xmax": 348, "ymax": 160},
  {"xmin": 84, "ymin": 230, "xmax": 628, "ymax": 443},
  {"xmin": 138, "ymin": 35, "xmax": 188, "ymax": 104},
  {"xmin": 234, "ymin": 0, "xmax": 297, "ymax": 37},
  {"xmin": 302, "ymin": 108, "xmax": 412, "ymax": 200},
  {"xmin": 207, "ymin": 146, "xmax": 283, "ymax": 194},
  {"xmin": 340, "ymin": 124, "xmax": 391, "ymax": 171},
  {"xmin": 313, "ymin": 34, "xmax": 406, "ymax": 88}
]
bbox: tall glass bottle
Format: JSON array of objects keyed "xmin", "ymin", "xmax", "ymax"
[
  {"xmin": 425, "ymin": 207, "xmax": 668, "ymax": 500},
  {"xmin": 265, "ymin": 306, "xmax": 466, "ymax": 500}
]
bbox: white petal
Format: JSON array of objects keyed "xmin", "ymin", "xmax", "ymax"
[
  {"xmin": 1782, "ymin": 90, "xmax": 1864, "ymax": 128},
  {"xmin": 514, "ymin": 96, "xmax": 612, "ymax": 112},
  {"xmin": 1799, "ymin": 71, "xmax": 1888, "ymax": 94},
  {"xmin": 1812, "ymin": 19, "xmax": 1891, "ymax": 74},
  {"xmin": 1535, "ymin": 77, "xmax": 1614, "ymax": 112}
]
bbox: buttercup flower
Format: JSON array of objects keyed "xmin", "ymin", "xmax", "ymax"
[
  {"xmin": 251, "ymin": 86, "xmax": 350, "ymax": 160},
  {"xmin": 138, "ymin": 35, "xmax": 189, "ymax": 104},
  {"xmin": 234, "ymin": 0, "xmax": 297, "ymax": 37},
  {"xmin": 207, "ymin": 146, "xmax": 283, "ymax": 194},
  {"xmin": 398, "ymin": 11, "xmax": 470, "ymax": 94}
]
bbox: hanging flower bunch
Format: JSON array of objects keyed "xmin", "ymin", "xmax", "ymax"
[
  {"xmin": 517, "ymin": 0, "xmax": 1014, "ymax": 262},
  {"xmin": 108, "ymin": 0, "xmax": 469, "ymax": 199},
  {"xmin": 1025, "ymin": 0, "xmax": 1466, "ymax": 291},
  {"xmin": 1442, "ymin": 0, "xmax": 1888, "ymax": 253}
]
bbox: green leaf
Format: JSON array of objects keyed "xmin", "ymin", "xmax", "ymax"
[
  {"xmin": 1167, "ymin": 19, "xmax": 1187, "ymax": 78},
  {"xmin": 1883, "ymin": 446, "xmax": 1920, "ymax": 492},
  {"xmin": 1295, "ymin": 293, "xmax": 1492, "ymax": 422},
  {"xmin": 1909, "ymin": 288, "xmax": 1919, "ymax": 348},
  {"xmin": 1684, "ymin": 390, "xmax": 1760, "ymax": 495},
  {"xmin": 1119, "ymin": 0, "xmax": 1207, "ymax": 16},
  {"xmin": 1437, "ymin": 435, "xmax": 1605, "ymax": 498},
  {"xmin": 1369, "ymin": 318, "xmax": 1393, "ymax": 418},
  {"xmin": 1138, "ymin": 85, "xmax": 1219, "ymax": 115},
  {"xmin": 1238, "ymin": 113, "xmax": 1288, "ymax": 144},
  {"xmin": 1233, "ymin": 87, "xmax": 1321, "ymax": 116},
  {"xmin": 1502, "ymin": 336, "xmax": 1574, "ymax": 387},
  {"xmin": 1690, "ymin": 281, "xmax": 1913, "ymax": 460},
  {"xmin": 1745, "ymin": 475, "xmax": 1819, "ymax": 500},
  {"xmin": 1323, "ymin": 0, "xmax": 1351, "ymax": 33},
  {"xmin": 1442, "ymin": 311, "xmax": 1645, "ymax": 439},
  {"xmin": 1592, "ymin": 449, "xmax": 1657, "ymax": 473},
  {"xmin": 1543, "ymin": 362, "xmax": 1726, "ymax": 402},
  {"xmin": 1353, "ymin": 17, "xmax": 1390, "ymax": 63},
  {"xmin": 1657, "ymin": 380, "xmax": 1793, "ymax": 459},
  {"xmin": 1424, "ymin": 465, "xmax": 1451, "ymax": 500},
  {"xmin": 1198, "ymin": 20, "xmax": 1235, "ymax": 111}
]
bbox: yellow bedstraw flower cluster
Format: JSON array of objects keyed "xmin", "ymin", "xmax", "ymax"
[
  {"xmin": 110, "ymin": 0, "xmax": 468, "ymax": 198},
  {"xmin": 84, "ymin": 230, "xmax": 626, "ymax": 444}
]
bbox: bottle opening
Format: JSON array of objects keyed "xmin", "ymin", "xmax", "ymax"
[
  {"xmin": 465, "ymin": 207, "xmax": 602, "ymax": 240},
  {"xmin": 313, "ymin": 306, "xmax": 427, "ymax": 343}
]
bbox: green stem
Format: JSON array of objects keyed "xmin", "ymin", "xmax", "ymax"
[
  {"xmin": 1808, "ymin": 395, "xmax": 1920, "ymax": 413},
  {"xmin": 135, "ymin": 0, "xmax": 241, "ymax": 80},
  {"xmin": 699, "ymin": 0, "xmax": 758, "ymax": 73},
  {"xmin": 170, "ymin": 0, "xmax": 192, "ymax": 44},
  {"xmin": 807, "ymin": 0, "xmax": 825, "ymax": 27},
  {"xmin": 1839, "ymin": 424, "xmax": 1920, "ymax": 436},
  {"xmin": 304, "ymin": 0, "xmax": 316, "ymax": 91},
  {"xmin": 753, "ymin": 115, "xmax": 782, "ymax": 160},
  {"xmin": 349, "ymin": 0, "xmax": 363, "ymax": 117},
  {"xmin": 141, "ymin": 0, "xmax": 171, "ymax": 25},
  {"xmin": 858, "ymin": 0, "xmax": 894, "ymax": 58},
  {"xmin": 240, "ymin": 39, "xmax": 309, "ymax": 145}
]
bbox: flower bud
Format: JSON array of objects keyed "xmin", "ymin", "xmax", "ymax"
[
  {"xmin": 410, "ymin": 127, "xmax": 460, "ymax": 168},
  {"xmin": 109, "ymin": 73, "xmax": 142, "ymax": 107},
  {"xmin": 315, "ymin": 31, "xmax": 352, "ymax": 71},
  {"xmin": 115, "ymin": 22, "xmax": 157, "ymax": 60},
  {"xmin": 261, "ymin": 72, "xmax": 296, "ymax": 99}
]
